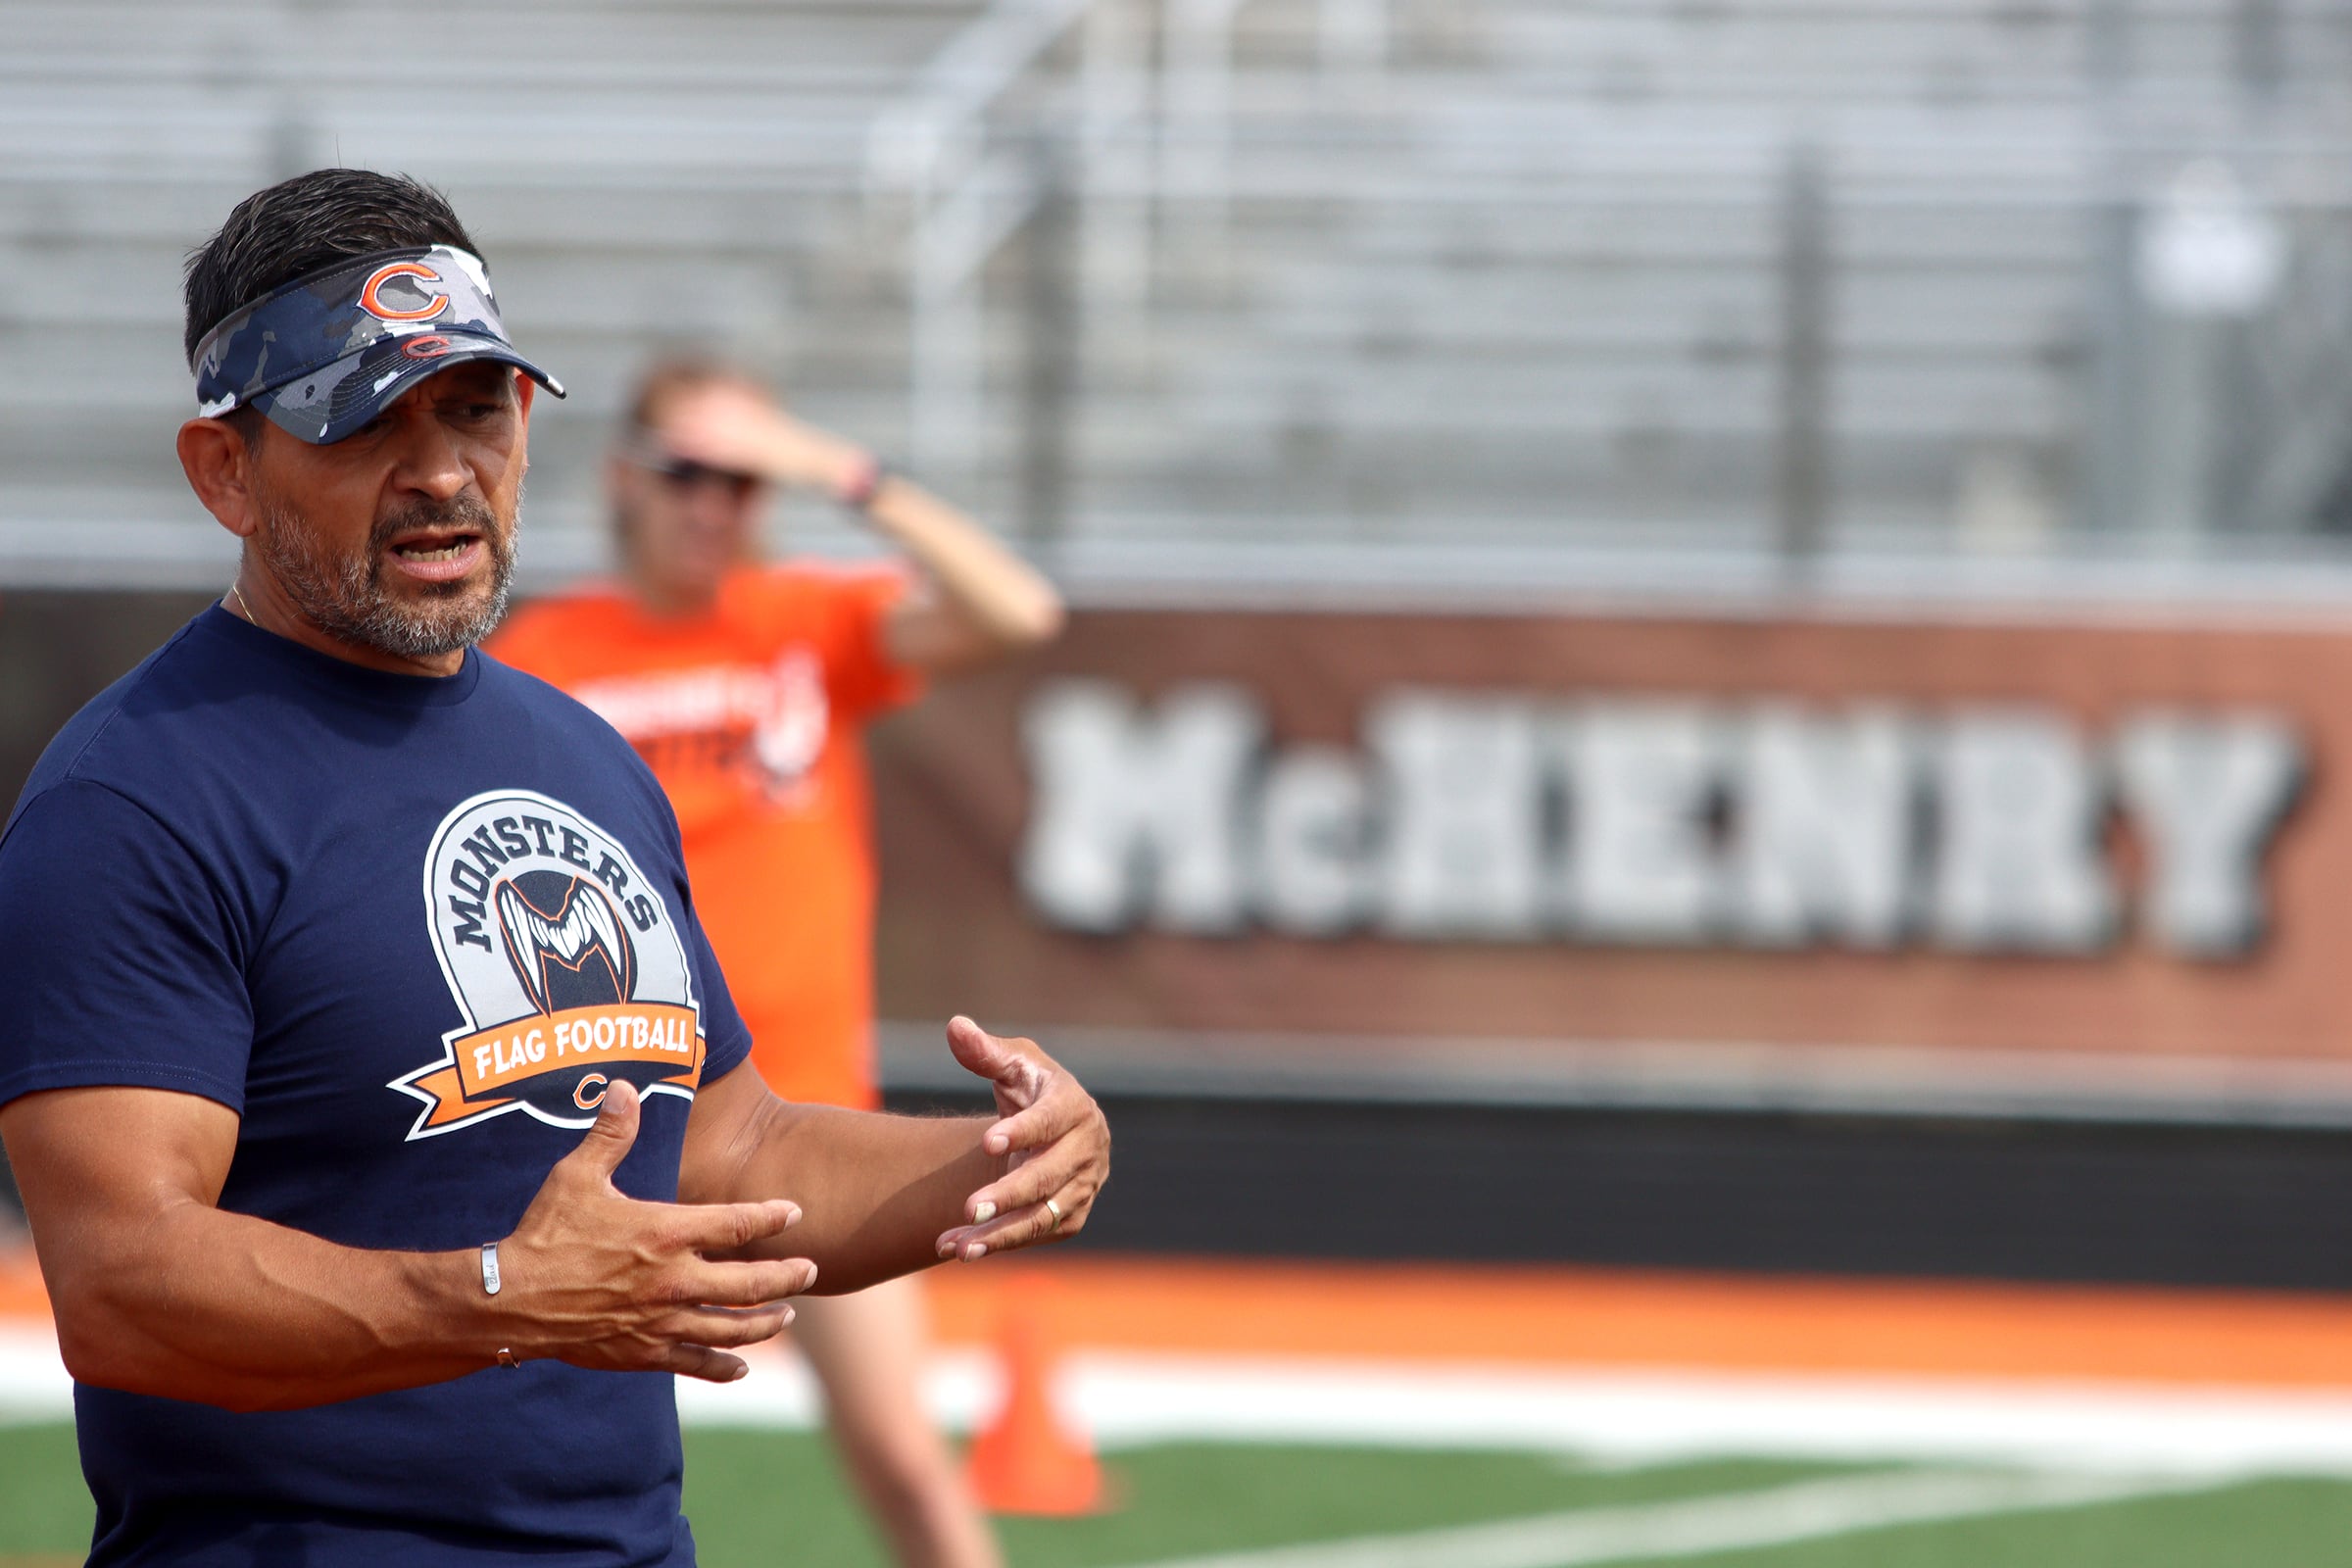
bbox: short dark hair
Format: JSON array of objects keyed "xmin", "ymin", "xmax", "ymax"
[{"xmin": 182, "ymin": 169, "xmax": 476, "ymax": 368}]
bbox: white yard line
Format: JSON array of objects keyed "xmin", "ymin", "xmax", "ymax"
[
  {"xmin": 5, "ymin": 1326, "xmax": 2350, "ymax": 1482},
  {"xmin": 677, "ymin": 1348, "xmax": 2352, "ymax": 1479},
  {"xmin": 0, "ymin": 1328, "xmax": 67, "ymax": 1425},
  {"xmin": 1092, "ymin": 1469, "xmax": 2204, "ymax": 1568},
  {"xmin": 1070, "ymin": 1355, "xmax": 2352, "ymax": 1477}
]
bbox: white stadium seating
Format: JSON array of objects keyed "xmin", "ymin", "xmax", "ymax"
[{"xmin": 2, "ymin": 0, "xmax": 2348, "ymax": 587}]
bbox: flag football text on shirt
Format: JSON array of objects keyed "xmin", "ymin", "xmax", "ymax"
[{"xmin": 393, "ymin": 789, "xmax": 709, "ymax": 1139}]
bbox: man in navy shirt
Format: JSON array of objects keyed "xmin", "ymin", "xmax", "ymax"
[{"xmin": 0, "ymin": 168, "xmax": 1109, "ymax": 1567}]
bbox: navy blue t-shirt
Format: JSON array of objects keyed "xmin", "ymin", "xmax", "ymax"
[{"xmin": 0, "ymin": 606, "xmax": 754, "ymax": 1567}]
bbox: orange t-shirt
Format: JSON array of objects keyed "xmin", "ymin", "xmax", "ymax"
[{"xmin": 488, "ymin": 564, "xmax": 920, "ymax": 1109}]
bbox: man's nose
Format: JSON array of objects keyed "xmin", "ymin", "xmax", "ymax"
[{"xmin": 386, "ymin": 410, "xmax": 470, "ymax": 502}]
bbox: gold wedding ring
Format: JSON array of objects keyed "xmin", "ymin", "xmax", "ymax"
[{"xmin": 1044, "ymin": 1197, "xmax": 1064, "ymax": 1232}]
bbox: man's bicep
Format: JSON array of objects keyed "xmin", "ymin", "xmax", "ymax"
[
  {"xmin": 1, "ymin": 1086, "xmax": 239, "ymax": 1285},
  {"xmin": 0, "ymin": 782, "xmax": 254, "ymax": 1112},
  {"xmin": 0, "ymin": 779, "xmax": 255, "ymax": 1296}
]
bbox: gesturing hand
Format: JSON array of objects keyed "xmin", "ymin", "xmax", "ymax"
[
  {"xmin": 495, "ymin": 1080, "xmax": 817, "ymax": 1383},
  {"xmin": 935, "ymin": 1017, "xmax": 1111, "ymax": 1262}
]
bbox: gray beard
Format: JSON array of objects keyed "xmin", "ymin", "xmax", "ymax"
[{"xmin": 254, "ymin": 491, "xmax": 516, "ymax": 661}]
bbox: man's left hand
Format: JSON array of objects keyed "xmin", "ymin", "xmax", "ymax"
[{"xmin": 935, "ymin": 1017, "xmax": 1109, "ymax": 1261}]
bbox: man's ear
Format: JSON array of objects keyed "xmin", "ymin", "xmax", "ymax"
[
  {"xmin": 508, "ymin": 373, "xmax": 537, "ymax": 479},
  {"xmin": 176, "ymin": 416, "xmax": 264, "ymax": 542}
]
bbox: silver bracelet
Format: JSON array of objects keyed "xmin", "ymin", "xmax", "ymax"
[{"xmin": 481, "ymin": 1243, "xmax": 518, "ymax": 1367}]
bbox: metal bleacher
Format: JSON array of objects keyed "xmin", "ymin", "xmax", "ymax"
[
  {"xmin": 1038, "ymin": 0, "xmax": 2352, "ymax": 572},
  {"xmin": 4, "ymin": 0, "xmax": 2350, "ymax": 592},
  {"xmin": 0, "ymin": 0, "xmax": 987, "ymax": 586}
]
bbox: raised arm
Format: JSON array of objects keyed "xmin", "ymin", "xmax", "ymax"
[
  {"xmin": 659, "ymin": 385, "xmax": 1065, "ymax": 673},
  {"xmin": 2, "ymin": 1082, "xmax": 813, "ymax": 1413},
  {"xmin": 678, "ymin": 1017, "xmax": 1110, "ymax": 1293},
  {"xmin": 862, "ymin": 467, "xmax": 1066, "ymax": 674}
]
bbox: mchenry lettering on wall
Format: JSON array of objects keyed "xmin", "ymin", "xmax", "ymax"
[{"xmin": 1017, "ymin": 679, "xmax": 2302, "ymax": 957}]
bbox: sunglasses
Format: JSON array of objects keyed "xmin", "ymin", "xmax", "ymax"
[{"xmin": 631, "ymin": 449, "xmax": 763, "ymax": 500}]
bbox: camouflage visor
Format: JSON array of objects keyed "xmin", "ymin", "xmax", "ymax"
[{"xmin": 191, "ymin": 244, "xmax": 564, "ymax": 445}]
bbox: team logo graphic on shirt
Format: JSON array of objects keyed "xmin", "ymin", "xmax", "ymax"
[
  {"xmin": 391, "ymin": 789, "xmax": 708, "ymax": 1140},
  {"xmin": 498, "ymin": 872, "xmax": 636, "ymax": 1013}
]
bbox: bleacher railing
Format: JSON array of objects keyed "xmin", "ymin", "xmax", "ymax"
[{"xmin": 858, "ymin": 0, "xmax": 2352, "ymax": 569}]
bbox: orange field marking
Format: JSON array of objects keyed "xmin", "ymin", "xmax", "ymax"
[
  {"xmin": 0, "ymin": 1248, "xmax": 46, "ymax": 1323},
  {"xmin": 925, "ymin": 1254, "xmax": 2352, "ymax": 1391},
  {"xmin": 10, "ymin": 1242, "xmax": 2352, "ymax": 1391}
]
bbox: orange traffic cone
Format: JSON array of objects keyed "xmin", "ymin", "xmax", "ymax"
[{"xmin": 964, "ymin": 1286, "xmax": 1104, "ymax": 1516}]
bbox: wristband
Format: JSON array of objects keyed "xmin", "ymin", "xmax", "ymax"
[
  {"xmin": 482, "ymin": 1243, "xmax": 519, "ymax": 1367},
  {"xmin": 835, "ymin": 454, "xmax": 887, "ymax": 512}
]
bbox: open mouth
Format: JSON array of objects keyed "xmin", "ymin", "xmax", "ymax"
[{"xmin": 384, "ymin": 528, "xmax": 487, "ymax": 582}]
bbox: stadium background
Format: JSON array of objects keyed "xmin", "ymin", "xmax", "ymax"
[{"xmin": 8, "ymin": 0, "xmax": 2352, "ymax": 1562}]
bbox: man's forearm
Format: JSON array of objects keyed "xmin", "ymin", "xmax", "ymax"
[
  {"xmin": 677, "ymin": 1021, "xmax": 1106, "ymax": 1285},
  {"xmin": 16, "ymin": 1081, "xmax": 815, "ymax": 1412},
  {"xmin": 61, "ymin": 1198, "xmax": 486, "ymax": 1413},
  {"xmin": 710, "ymin": 1099, "xmax": 1000, "ymax": 1294}
]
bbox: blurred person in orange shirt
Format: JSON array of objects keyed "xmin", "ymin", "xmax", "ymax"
[{"xmin": 492, "ymin": 359, "xmax": 1061, "ymax": 1568}]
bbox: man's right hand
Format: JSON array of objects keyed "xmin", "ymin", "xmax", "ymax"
[{"xmin": 495, "ymin": 1079, "xmax": 815, "ymax": 1383}]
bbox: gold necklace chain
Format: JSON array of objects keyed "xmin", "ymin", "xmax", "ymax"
[{"xmin": 226, "ymin": 581, "xmax": 257, "ymax": 624}]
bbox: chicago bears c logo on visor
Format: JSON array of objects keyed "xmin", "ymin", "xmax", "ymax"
[{"xmin": 359, "ymin": 260, "xmax": 451, "ymax": 323}]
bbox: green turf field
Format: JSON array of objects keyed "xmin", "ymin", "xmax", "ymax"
[{"xmin": 5, "ymin": 1424, "xmax": 2352, "ymax": 1566}]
